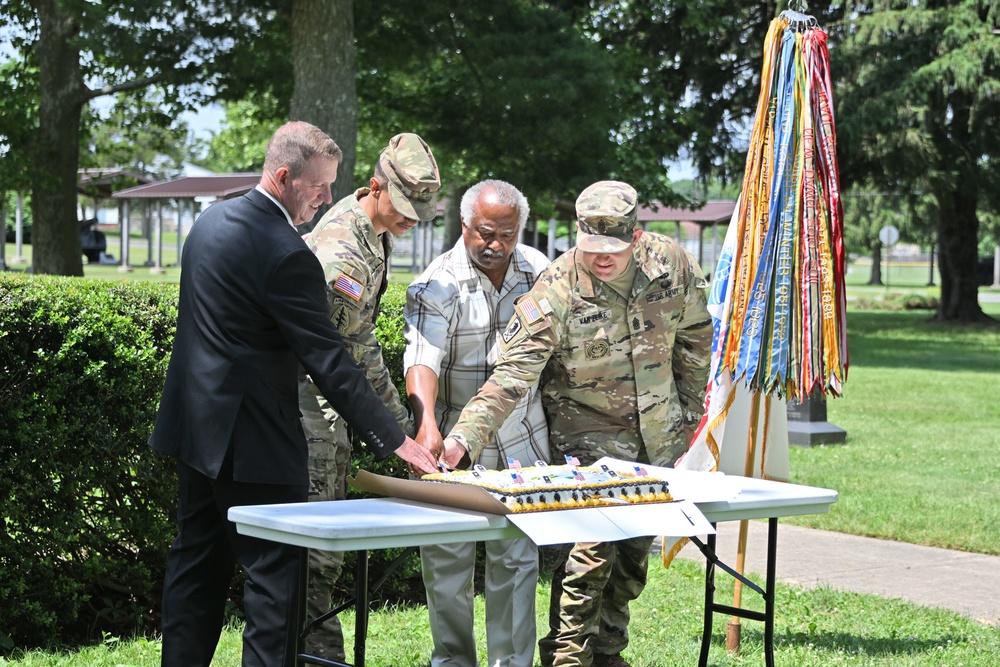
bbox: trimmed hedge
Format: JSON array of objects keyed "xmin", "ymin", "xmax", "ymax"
[
  {"xmin": 0, "ymin": 275, "xmax": 422, "ymax": 653},
  {"xmin": 0, "ymin": 275, "xmax": 179, "ymax": 651}
]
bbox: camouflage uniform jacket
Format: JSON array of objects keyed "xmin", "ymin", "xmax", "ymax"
[
  {"xmin": 303, "ymin": 188, "xmax": 411, "ymax": 433},
  {"xmin": 449, "ymin": 232, "xmax": 712, "ymax": 466}
]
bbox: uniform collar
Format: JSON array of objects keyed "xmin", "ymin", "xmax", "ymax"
[{"xmin": 346, "ymin": 187, "xmax": 394, "ymax": 257}]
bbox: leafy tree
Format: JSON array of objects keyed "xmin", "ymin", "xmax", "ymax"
[
  {"xmin": 833, "ymin": 0, "xmax": 1000, "ymax": 323},
  {"xmin": 0, "ymin": 58, "xmax": 35, "ymax": 197},
  {"xmin": 85, "ymin": 92, "xmax": 192, "ymax": 179},
  {"xmin": 557, "ymin": 1, "xmax": 843, "ymax": 206},
  {"xmin": 0, "ymin": 1, "xmax": 271, "ymax": 276},
  {"xmin": 208, "ymin": 0, "xmax": 362, "ymax": 203},
  {"xmin": 208, "ymin": 1, "xmax": 622, "ymax": 248},
  {"xmin": 353, "ymin": 0, "xmax": 620, "ymax": 248},
  {"xmin": 842, "ymin": 190, "xmax": 913, "ymax": 286},
  {"xmin": 197, "ymin": 96, "xmax": 285, "ymax": 174}
]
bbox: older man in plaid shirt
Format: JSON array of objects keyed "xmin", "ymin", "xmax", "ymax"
[{"xmin": 404, "ymin": 179, "xmax": 550, "ymax": 667}]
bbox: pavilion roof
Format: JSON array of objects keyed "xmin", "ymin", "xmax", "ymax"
[{"xmin": 112, "ymin": 174, "xmax": 261, "ymax": 199}]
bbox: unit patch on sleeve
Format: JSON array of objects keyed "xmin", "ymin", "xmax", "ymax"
[
  {"xmin": 501, "ymin": 316, "xmax": 523, "ymax": 344},
  {"xmin": 333, "ymin": 273, "xmax": 364, "ymax": 301}
]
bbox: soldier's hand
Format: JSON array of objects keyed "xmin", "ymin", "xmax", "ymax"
[
  {"xmin": 441, "ymin": 437, "xmax": 469, "ymax": 470},
  {"xmin": 416, "ymin": 426, "xmax": 445, "ymax": 462},
  {"xmin": 394, "ymin": 436, "xmax": 439, "ymax": 476}
]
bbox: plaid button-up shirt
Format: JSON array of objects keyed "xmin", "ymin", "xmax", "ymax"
[{"xmin": 404, "ymin": 238, "xmax": 551, "ymax": 467}]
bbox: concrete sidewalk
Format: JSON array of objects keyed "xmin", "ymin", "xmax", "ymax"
[{"xmin": 669, "ymin": 521, "xmax": 1000, "ymax": 627}]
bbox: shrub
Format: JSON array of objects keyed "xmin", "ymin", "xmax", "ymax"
[
  {"xmin": 851, "ymin": 293, "xmax": 939, "ymax": 311},
  {"xmin": 0, "ymin": 275, "xmax": 178, "ymax": 651},
  {"xmin": 0, "ymin": 277, "xmax": 426, "ymax": 651},
  {"xmin": 341, "ymin": 283, "xmax": 427, "ymax": 605}
]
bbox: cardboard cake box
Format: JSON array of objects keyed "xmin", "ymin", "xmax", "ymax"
[{"xmin": 347, "ymin": 460, "xmax": 716, "ymax": 546}]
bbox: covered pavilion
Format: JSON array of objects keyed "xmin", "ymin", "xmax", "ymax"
[
  {"xmin": 636, "ymin": 199, "xmax": 736, "ymax": 268},
  {"xmin": 111, "ymin": 173, "xmax": 260, "ymax": 272}
]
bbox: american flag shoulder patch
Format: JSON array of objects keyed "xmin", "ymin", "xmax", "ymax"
[
  {"xmin": 515, "ymin": 295, "xmax": 544, "ymax": 324},
  {"xmin": 333, "ymin": 273, "xmax": 364, "ymax": 301}
]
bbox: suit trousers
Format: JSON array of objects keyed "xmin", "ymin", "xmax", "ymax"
[
  {"xmin": 160, "ymin": 458, "xmax": 308, "ymax": 667},
  {"xmin": 421, "ymin": 536, "xmax": 539, "ymax": 667},
  {"xmin": 301, "ymin": 385, "xmax": 352, "ymax": 661}
]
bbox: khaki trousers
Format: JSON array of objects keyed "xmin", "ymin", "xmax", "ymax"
[{"xmin": 421, "ymin": 536, "xmax": 539, "ymax": 667}]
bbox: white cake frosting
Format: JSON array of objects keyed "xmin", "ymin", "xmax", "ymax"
[{"xmin": 422, "ymin": 460, "xmax": 671, "ymax": 513}]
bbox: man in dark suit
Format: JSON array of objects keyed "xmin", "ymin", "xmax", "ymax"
[{"xmin": 150, "ymin": 121, "xmax": 440, "ymax": 667}]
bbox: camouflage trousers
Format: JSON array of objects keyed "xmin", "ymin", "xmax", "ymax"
[
  {"xmin": 538, "ymin": 537, "xmax": 655, "ymax": 667},
  {"xmin": 302, "ymin": 391, "xmax": 352, "ymax": 663}
]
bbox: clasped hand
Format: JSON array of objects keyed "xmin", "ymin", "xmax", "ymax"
[{"xmin": 399, "ymin": 435, "xmax": 468, "ymax": 477}]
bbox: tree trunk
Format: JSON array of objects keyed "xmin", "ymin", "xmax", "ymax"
[
  {"xmin": 441, "ymin": 182, "xmax": 466, "ymax": 251},
  {"xmin": 31, "ymin": 0, "xmax": 86, "ymax": 276},
  {"xmin": 867, "ymin": 241, "xmax": 883, "ymax": 286},
  {"xmin": 934, "ymin": 187, "xmax": 991, "ymax": 323},
  {"xmin": 1, "ymin": 192, "xmax": 6, "ymax": 270},
  {"xmin": 290, "ymin": 0, "xmax": 358, "ymax": 206},
  {"xmin": 927, "ymin": 88, "xmax": 993, "ymax": 324}
]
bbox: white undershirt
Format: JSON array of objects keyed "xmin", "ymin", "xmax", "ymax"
[{"xmin": 255, "ymin": 185, "xmax": 295, "ymax": 228}]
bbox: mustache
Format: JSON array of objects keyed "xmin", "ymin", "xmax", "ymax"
[{"xmin": 481, "ymin": 248, "xmax": 504, "ymax": 259}]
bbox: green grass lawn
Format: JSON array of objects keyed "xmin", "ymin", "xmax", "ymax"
[
  {"xmin": 785, "ymin": 303, "xmax": 1000, "ymax": 554},
  {"xmin": 3, "ymin": 247, "xmax": 998, "ymax": 665},
  {"xmin": 4, "ymin": 559, "xmax": 998, "ymax": 666}
]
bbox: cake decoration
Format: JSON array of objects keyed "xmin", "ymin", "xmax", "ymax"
[{"xmin": 421, "ymin": 456, "xmax": 671, "ymax": 513}]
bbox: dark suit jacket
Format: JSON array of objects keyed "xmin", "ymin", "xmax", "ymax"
[{"xmin": 150, "ymin": 188, "xmax": 403, "ymax": 485}]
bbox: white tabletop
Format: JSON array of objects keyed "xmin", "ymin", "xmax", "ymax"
[{"xmin": 229, "ymin": 473, "xmax": 837, "ymax": 551}]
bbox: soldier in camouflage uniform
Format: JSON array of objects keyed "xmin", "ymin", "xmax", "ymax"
[
  {"xmin": 299, "ymin": 132, "xmax": 441, "ymax": 661},
  {"xmin": 444, "ymin": 181, "xmax": 712, "ymax": 667}
]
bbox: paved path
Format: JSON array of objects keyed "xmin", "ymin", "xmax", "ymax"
[{"xmin": 669, "ymin": 521, "xmax": 1000, "ymax": 627}]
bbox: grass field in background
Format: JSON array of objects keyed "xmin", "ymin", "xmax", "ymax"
[
  {"xmin": 5, "ymin": 241, "xmax": 998, "ymax": 555},
  {"xmin": 3, "ymin": 559, "xmax": 997, "ymax": 666},
  {"xmin": 785, "ymin": 303, "xmax": 1000, "ymax": 554},
  {"xmin": 6, "ymin": 239, "xmax": 998, "ymax": 291},
  {"xmin": 3, "ymin": 243, "xmax": 999, "ymax": 664}
]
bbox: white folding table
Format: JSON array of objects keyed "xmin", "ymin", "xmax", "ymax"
[{"xmin": 230, "ymin": 474, "xmax": 837, "ymax": 667}]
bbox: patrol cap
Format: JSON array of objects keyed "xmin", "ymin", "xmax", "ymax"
[
  {"xmin": 378, "ymin": 133, "xmax": 441, "ymax": 222},
  {"xmin": 575, "ymin": 180, "xmax": 639, "ymax": 254}
]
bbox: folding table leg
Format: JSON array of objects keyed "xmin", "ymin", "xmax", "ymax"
[
  {"xmin": 354, "ymin": 549, "xmax": 370, "ymax": 667},
  {"xmin": 698, "ymin": 529, "xmax": 718, "ymax": 667},
  {"xmin": 297, "ymin": 548, "xmax": 359, "ymax": 667},
  {"xmin": 697, "ymin": 520, "xmax": 779, "ymax": 667},
  {"xmin": 764, "ymin": 517, "xmax": 777, "ymax": 667},
  {"xmin": 296, "ymin": 546, "xmax": 307, "ymax": 667}
]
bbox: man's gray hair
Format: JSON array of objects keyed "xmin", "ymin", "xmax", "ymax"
[
  {"xmin": 263, "ymin": 121, "xmax": 342, "ymax": 178},
  {"xmin": 460, "ymin": 179, "xmax": 530, "ymax": 229}
]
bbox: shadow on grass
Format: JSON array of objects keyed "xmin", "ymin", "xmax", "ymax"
[
  {"xmin": 702, "ymin": 627, "xmax": 974, "ymax": 657},
  {"xmin": 846, "ymin": 311, "xmax": 1000, "ymax": 374}
]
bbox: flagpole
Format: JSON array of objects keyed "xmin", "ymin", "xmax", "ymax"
[{"xmin": 727, "ymin": 391, "xmax": 764, "ymax": 653}]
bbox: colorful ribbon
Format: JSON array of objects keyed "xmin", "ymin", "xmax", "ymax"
[{"xmin": 716, "ymin": 16, "xmax": 848, "ymax": 401}]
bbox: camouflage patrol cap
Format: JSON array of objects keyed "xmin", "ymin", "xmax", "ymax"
[
  {"xmin": 378, "ymin": 133, "xmax": 441, "ymax": 222},
  {"xmin": 575, "ymin": 180, "xmax": 639, "ymax": 254}
]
